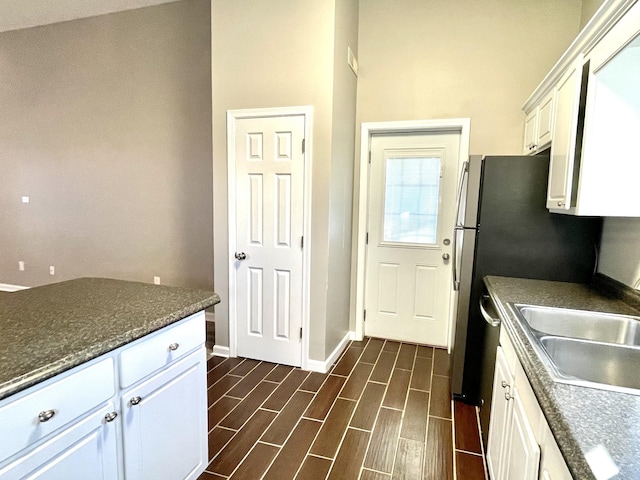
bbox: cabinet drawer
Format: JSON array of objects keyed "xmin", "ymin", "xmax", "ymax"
[
  {"xmin": 119, "ymin": 312, "xmax": 205, "ymax": 388},
  {"xmin": 0, "ymin": 357, "xmax": 115, "ymax": 463}
]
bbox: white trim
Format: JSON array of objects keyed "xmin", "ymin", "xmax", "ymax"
[
  {"xmin": 523, "ymin": 0, "xmax": 637, "ymax": 112},
  {"xmin": 0, "ymin": 283, "xmax": 29, "ymax": 292},
  {"xmin": 305, "ymin": 331, "xmax": 352, "ymax": 373},
  {"xmin": 352, "ymin": 118, "xmax": 471, "ymax": 348},
  {"xmin": 211, "ymin": 345, "xmax": 230, "ymax": 358},
  {"xmin": 227, "ymin": 106, "xmax": 314, "ymax": 370}
]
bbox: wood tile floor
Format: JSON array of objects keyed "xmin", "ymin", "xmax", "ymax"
[{"xmin": 199, "ymin": 338, "xmax": 487, "ymax": 480}]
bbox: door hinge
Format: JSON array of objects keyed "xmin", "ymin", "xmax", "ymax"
[
  {"xmin": 302, "ymin": 139, "xmax": 306, "ymax": 154},
  {"xmin": 301, "ymin": 236, "xmax": 304, "ymax": 249},
  {"xmin": 364, "ymin": 310, "xmax": 367, "ymax": 321},
  {"xmin": 368, "ymin": 150, "xmax": 371, "ymax": 164},
  {"xmin": 299, "ymin": 327, "xmax": 303, "ymax": 339},
  {"xmin": 366, "ymin": 232, "xmax": 369, "ymax": 245}
]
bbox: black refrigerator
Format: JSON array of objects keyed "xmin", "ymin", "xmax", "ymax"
[{"xmin": 450, "ymin": 155, "xmax": 601, "ymax": 443}]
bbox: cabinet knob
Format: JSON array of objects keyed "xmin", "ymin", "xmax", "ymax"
[
  {"xmin": 169, "ymin": 343, "xmax": 180, "ymax": 351},
  {"xmin": 557, "ymin": 201, "xmax": 564, "ymax": 207},
  {"xmin": 501, "ymin": 380, "xmax": 509, "ymax": 389},
  {"xmin": 104, "ymin": 412, "xmax": 118, "ymax": 422},
  {"xmin": 38, "ymin": 409, "xmax": 56, "ymax": 422},
  {"xmin": 505, "ymin": 392, "xmax": 513, "ymax": 401},
  {"xmin": 130, "ymin": 396, "xmax": 142, "ymax": 406}
]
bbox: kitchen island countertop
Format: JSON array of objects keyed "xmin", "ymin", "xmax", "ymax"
[
  {"xmin": 485, "ymin": 275, "xmax": 640, "ymax": 480},
  {"xmin": 0, "ymin": 278, "xmax": 219, "ymax": 401}
]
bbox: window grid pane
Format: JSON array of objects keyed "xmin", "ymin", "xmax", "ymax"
[{"xmin": 383, "ymin": 156, "xmax": 441, "ymax": 244}]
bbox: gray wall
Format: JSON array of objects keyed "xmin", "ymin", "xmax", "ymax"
[
  {"xmin": 0, "ymin": 0, "xmax": 213, "ymax": 290},
  {"xmin": 326, "ymin": 0, "xmax": 359, "ymax": 357}
]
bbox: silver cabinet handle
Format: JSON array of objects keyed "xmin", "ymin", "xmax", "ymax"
[
  {"xmin": 38, "ymin": 410, "xmax": 56, "ymax": 422},
  {"xmin": 169, "ymin": 343, "xmax": 179, "ymax": 351},
  {"xmin": 130, "ymin": 396, "xmax": 142, "ymax": 406},
  {"xmin": 234, "ymin": 252, "xmax": 247, "ymax": 260},
  {"xmin": 104, "ymin": 412, "xmax": 118, "ymax": 422}
]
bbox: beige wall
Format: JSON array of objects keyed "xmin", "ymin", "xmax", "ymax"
[
  {"xmin": 211, "ymin": 0, "xmax": 343, "ymax": 359},
  {"xmin": 0, "ymin": 0, "xmax": 213, "ymax": 290},
  {"xmin": 356, "ymin": 0, "xmax": 582, "ymax": 156},
  {"xmin": 580, "ymin": 0, "xmax": 607, "ymax": 28}
]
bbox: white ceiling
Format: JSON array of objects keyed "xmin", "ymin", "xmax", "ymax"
[{"xmin": 0, "ymin": 0, "xmax": 182, "ymax": 33}]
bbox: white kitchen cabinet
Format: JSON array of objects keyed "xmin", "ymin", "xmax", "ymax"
[
  {"xmin": 121, "ymin": 349, "xmax": 207, "ymax": 480},
  {"xmin": 538, "ymin": 420, "xmax": 573, "ymax": 480},
  {"xmin": 487, "ymin": 346, "xmax": 540, "ymax": 480},
  {"xmin": 486, "ymin": 347, "xmax": 514, "ymax": 480},
  {"xmin": 523, "ymin": 0, "xmax": 640, "ymax": 216},
  {"xmin": 572, "ymin": 0, "xmax": 640, "ymax": 216},
  {"xmin": 0, "ymin": 405, "xmax": 119, "ymax": 480},
  {"xmin": 503, "ymin": 391, "xmax": 541, "ymax": 480},
  {"xmin": 0, "ymin": 311, "xmax": 208, "ymax": 480},
  {"xmin": 487, "ymin": 327, "xmax": 572, "ymax": 480},
  {"xmin": 523, "ymin": 89, "xmax": 555, "ymax": 155},
  {"xmin": 547, "ymin": 54, "xmax": 586, "ymax": 211}
]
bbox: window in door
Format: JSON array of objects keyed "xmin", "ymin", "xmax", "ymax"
[{"xmin": 383, "ymin": 154, "xmax": 442, "ymax": 245}]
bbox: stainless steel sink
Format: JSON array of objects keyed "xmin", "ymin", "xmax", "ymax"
[
  {"xmin": 539, "ymin": 336, "xmax": 640, "ymax": 393},
  {"xmin": 514, "ymin": 304, "xmax": 640, "ymax": 346},
  {"xmin": 507, "ymin": 303, "xmax": 640, "ymax": 394}
]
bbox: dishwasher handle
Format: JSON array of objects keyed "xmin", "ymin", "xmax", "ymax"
[{"xmin": 480, "ymin": 294, "xmax": 500, "ymax": 327}]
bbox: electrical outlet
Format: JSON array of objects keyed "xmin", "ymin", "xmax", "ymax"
[
  {"xmin": 49, "ymin": 265, "xmax": 55, "ymax": 276},
  {"xmin": 153, "ymin": 276, "xmax": 161, "ymax": 285},
  {"xmin": 21, "ymin": 196, "xmax": 29, "ymax": 204},
  {"xmin": 18, "ymin": 261, "xmax": 25, "ymax": 271}
]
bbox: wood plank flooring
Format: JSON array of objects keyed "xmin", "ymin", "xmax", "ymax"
[{"xmin": 199, "ymin": 338, "xmax": 487, "ymax": 480}]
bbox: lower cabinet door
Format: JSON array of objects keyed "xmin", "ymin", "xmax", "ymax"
[
  {"xmin": 121, "ymin": 350, "xmax": 207, "ymax": 480},
  {"xmin": 503, "ymin": 389, "xmax": 541, "ymax": 480},
  {"xmin": 486, "ymin": 347, "xmax": 514, "ymax": 480},
  {"xmin": 0, "ymin": 405, "xmax": 119, "ymax": 480}
]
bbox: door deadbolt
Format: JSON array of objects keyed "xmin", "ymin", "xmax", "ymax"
[{"xmin": 442, "ymin": 253, "xmax": 450, "ymax": 261}]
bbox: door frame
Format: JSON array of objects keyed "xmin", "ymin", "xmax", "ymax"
[
  {"xmin": 353, "ymin": 119, "xmax": 470, "ymax": 349},
  {"xmin": 227, "ymin": 106, "xmax": 313, "ymax": 369}
]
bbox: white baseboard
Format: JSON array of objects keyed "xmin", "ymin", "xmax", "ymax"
[
  {"xmin": 212, "ymin": 345, "xmax": 230, "ymax": 357},
  {"xmin": 305, "ymin": 331, "xmax": 353, "ymax": 373},
  {"xmin": 0, "ymin": 283, "xmax": 29, "ymax": 292}
]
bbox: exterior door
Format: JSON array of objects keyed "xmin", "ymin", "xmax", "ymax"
[
  {"xmin": 364, "ymin": 131, "xmax": 459, "ymax": 346},
  {"xmin": 231, "ymin": 114, "xmax": 305, "ymax": 366}
]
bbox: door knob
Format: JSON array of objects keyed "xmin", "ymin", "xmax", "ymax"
[
  {"xmin": 442, "ymin": 253, "xmax": 450, "ymax": 261},
  {"xmin": 234, "ymin": 252, "xmax": 247, "ymax": 260}
]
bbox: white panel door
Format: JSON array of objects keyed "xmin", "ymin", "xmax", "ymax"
[
  {"xmin": 364, "ymin": 131, "xmax": 459, "ymax": 346},
  {"xmin": 233, "ymin": 115, "xmax": 305, "ymax": 366}
]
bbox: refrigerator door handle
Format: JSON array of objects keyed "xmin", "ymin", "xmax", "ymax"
[
  {"xmin": 454, "ymin": 161, "xmax": 469, "ymax": 228},
  {"xmin": 452, "ymin": 226, "xmax": 463, "ymax": 291}
]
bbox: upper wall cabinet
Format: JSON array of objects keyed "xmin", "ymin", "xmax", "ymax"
[
  {"xmin": 523, "ymin": 0, "xmax": 640, "ymax": 216},
  {"xmin": 578, "ymin": 1, "xmax": 640, "ymax": 216},
  {"xmin": 523, "ymin": 89, "xmax": 555, "ymax": 155},
  {"xmin": 547, "ymin": 54, "xmax": 587, "ymax": 211}
]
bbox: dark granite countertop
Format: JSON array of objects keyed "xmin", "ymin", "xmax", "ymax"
[
  {"xmin": 485, "ymin": 275, "xmax": 640, "ymax": 480},
  {"xmin": 0, "ymin": 278, "xmax": 219, "ymax": 401}
]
